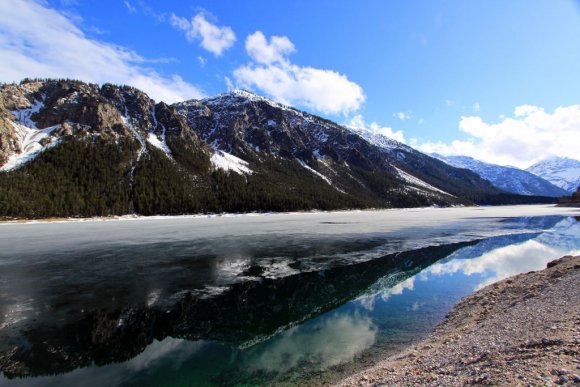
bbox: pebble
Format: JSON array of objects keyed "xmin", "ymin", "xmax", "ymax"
[{"xmin": 557, "ymin": 375, "xmax": 568, "ymax": 385}]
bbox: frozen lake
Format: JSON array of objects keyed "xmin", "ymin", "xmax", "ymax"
[{"xmin": 0, "ymin": 205, "xmax": 579, "ymax": 385}]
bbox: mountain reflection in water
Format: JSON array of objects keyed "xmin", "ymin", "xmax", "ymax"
[{"xmin": 0, "ymin": 213, "xmax": 578, "ymax": 386}]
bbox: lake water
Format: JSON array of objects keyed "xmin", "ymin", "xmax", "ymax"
[{"xmin": 0, "ymin": 205, "xmax": 579, "ymax": 386}]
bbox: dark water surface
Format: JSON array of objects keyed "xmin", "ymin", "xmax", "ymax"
[{"xmin": 0, "ymin": 206, "xmax": 578, "ymax": 386}]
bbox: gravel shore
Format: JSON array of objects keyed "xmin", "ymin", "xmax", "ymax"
[{"xmin": 340, "ymin": 255, "xmax": 580, "ymax": 386}]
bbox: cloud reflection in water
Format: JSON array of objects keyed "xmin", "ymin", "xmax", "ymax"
[
  {"xmin": 425, "ymin": 217, "xmax": 580, "ymax": 290},
  {"xmin": 246, "ymin": 313, "xmax": 377, "ymax": 374}
]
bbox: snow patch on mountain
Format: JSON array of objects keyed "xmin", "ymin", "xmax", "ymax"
[
  {"xmin": 148, "ymin": 105, "xmax": 171, "ymax": 157},
  {"xmin": 347, "ymin": 126, "xmax": 408, "ymax": 152},
  {"xmin": 297, "ymin": 159, "xmax": 332, "ymax": 185},
  {"xmin": 0, "ymin": 121, "xmax": 61, "ymax": 171},
  {"xmin": 146, "ymin": 133, "xmax": 172, "ymax": 156},
  {"xmin": 394, "ymin": 166, "xmax": 454, "ymax": 196},
  {"xmin": 202, "ymin": 90, "xmax": 295, "ymax": 113},
  {"xmin": 1, "ymin": 97, "xmax": 64, "ymax": 171},
  {"xmin": 211, "ymin": 150, "xmax": 253, "ymax": 175},
  {"xmin": 10, "ymin": 99, "xmax": 44, "ymax": 129}
]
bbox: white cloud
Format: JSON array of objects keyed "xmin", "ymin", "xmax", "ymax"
[
  {"xmin": 224, "ymin": 76, "xmax": 234, "ymax": 91},
  {"xmin": 473, "ymin": 102, "xmax": 481, "ymax": 112},
  {"xmin": 248, "ymin": 314, "xmax": 376, "ymax": 373},
  {"xmin": 233, "ymin": 31, "xmax": 365, "ymax": 115},
  {"xmin": 170, "ymin": 13, "xmax": 235, "ymax": 56},
  {"xmin": 394, "ymin": 111, "xmax": 411, "ymax": 121},
  {"xmin": 425, "ymin": 216, "xmax": 580, "ymax": 290},
  {"xmin": 245, "ymin": 31, "xmax": 295, "ymax": 64},
  {"xmin": 0, "ymin": 0, "xmax": 204, "ymax": 103},
  {"xmin": 124, "ymin": 0, "xmax": 136, "ymax": 13},
  {"xmin": 347, "ymin": 114, "xmax": 406, "ymax": 143},
  {"xmin": 418, "ymin": 104, "xmax": 580, "ymax": 168}
]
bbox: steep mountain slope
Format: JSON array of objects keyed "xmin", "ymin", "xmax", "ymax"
[
  {"xmin": 0, "ymin": 80, "xmax": 555, "ymax": 218},
  {"xmin": 173, "ymin": 90, "xmax": 468, "ymax": 207},
  {"xmin": 526, "ymin": 157, "xmax": 580, "ymax": 193},
  {"xmin": 174, "ymin": 90, "xmax": 545, "ymax": 206},
  {"xmin": 431, "ymin": 154, "xmax": 567, "ymax": 197},
  {"xmin": 0, "ymin": 80, "xmax": 461, "ymax": 218},
  {"xmin": 0, "ymin": 79, "xmax": 220, "ymax": 217}
]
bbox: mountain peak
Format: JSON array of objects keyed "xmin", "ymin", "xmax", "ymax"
[
  {"xmin": 199, "ymin": 89, "xmax": 285, "ymax": 108},
  {"xmin": 526, "ymin": 156, "xmax": 580, "ymax": 193}
]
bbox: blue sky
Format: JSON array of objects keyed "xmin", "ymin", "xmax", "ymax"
[{"xmin": 1, "ymin": 0, "xmax": 579, "ymax": 168}]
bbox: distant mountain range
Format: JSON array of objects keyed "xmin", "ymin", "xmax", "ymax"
[
  {"xmin": 432, "ymin": 154, "xmax": 568, "ymax": 197},
  {"xmin": 0, "ymin": 79, "xmax": 555, "ymax": 218},
  {"xmin": 526, "ymin": 157, "xmax": 580, "ymax": 194}
]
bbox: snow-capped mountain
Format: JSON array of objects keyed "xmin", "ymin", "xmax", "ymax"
[
  {"xmin": 0, "ymin": 79, "xmax": 555, "ymax": 218},
  {"xmin": 526, "ymin": 156, "xmax": 580, "ymax": 194},
  {"xmin": 432, "ymin": 154, "xmax": 568, "ymax": 197},
  {"xmin": 350, "ymin": 129, "xmax": 520, "ymax": 202},
  {"xmin": 173, "ymin": 89, "xmax": 471, "ymax": 204}
]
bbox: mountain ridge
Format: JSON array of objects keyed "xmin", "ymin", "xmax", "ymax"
[
  {"xmin": 431, "ymin": 154, "xmax": 568, "ymax": 197},
  {"xmin": 0, "ymin": 79, "xmax": 556, "ymax": 218}
]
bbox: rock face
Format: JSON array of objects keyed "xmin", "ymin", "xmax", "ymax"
[
  {"xmin": 432, "ymin": 154, "xmax": 568, "ymax": 197},
  {"xmin": 0, "ymin": 79, "xmax": 207, "ymax": 168},
  {"xmin": 341, "ymin": 255, "xmax": 580, "ymax": 386},
  {"xmin": 175, "ymin": 91, "xmax": 393, "ymax": 173},
  {"xmin": 527, "ymin": 156, "xmax": 580, "ymax": 194},
  {"xmin": 0, "ymin": 80, "xmax": 556, "ymax": 218}
]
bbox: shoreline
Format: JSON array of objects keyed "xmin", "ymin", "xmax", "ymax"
[
  {"xmin": 340, "ymin": 255, "xmax": 580, "ymax": 386},
  {"xmin": 1, "ymin": 204, "xmax": 577, "ymax": 226},
  {"xmin": 0, "ymin": 205, "xmax": 464, "ymax": 225}
]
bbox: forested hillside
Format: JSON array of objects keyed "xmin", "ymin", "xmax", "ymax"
[{"xmin": 0, "ymin": 79, "xmax": 556, "ymax": 219}]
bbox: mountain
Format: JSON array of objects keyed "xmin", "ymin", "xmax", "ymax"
[
  {"xmin": 526, "ymin": 156, "xmax": 580, "ymax": 194},
  {"xmin": 348, "ymin": 129, "xmax": 552, "ymax": 205},
  {"xmin": 431, "ymin": 154, "xmax": 568, "ymax": 197},
  {"xmin": 0, "ymin": 79, "xmax": 555, "ymax": 218}
]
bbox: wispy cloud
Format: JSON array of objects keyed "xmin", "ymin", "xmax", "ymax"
[
  {"xmin": 233, "ymin": 31, "xmax": 365, "ymax": 115},
  {"xmin": 394, "ymin": 111, "xmax": 411, "ymax": 121},
  {"xmin": 170, "ymin": 12, "xmax": 236, "ymax": 56},
  {"xmin": 0, "ymin": 0, "xmax": 204, "ymax": 103},
  {"xmin": 124, "ymin": 0, "xmax": 136, "ymax": 13},
  {"xmin": 224, "ymin": 76, "xmax": 235, "ymax": 91},
  {"xmin": 418, "ymin": 104, "xmax": 580, "ymax": 168},
  {"xmin": 123, "ymin": 0, "xmax": 165, "ymax": 22}
]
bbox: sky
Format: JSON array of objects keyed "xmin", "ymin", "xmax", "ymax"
[{"xmin": 0, "ymin": 0, "xmax": 579, "ymax": 168}]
